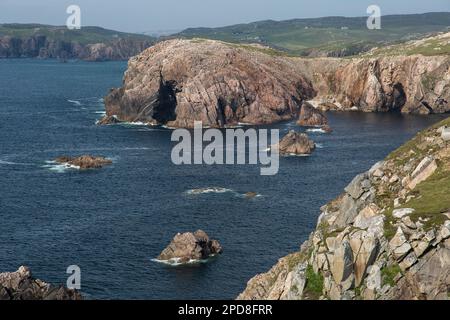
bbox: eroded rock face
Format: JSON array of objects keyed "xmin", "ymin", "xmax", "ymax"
[
  {"xmin": 303, "ymin": 55, "xmax": 450, "ymax": 114},
  {"xmin": 275, "ymin": 131, "xmax": 316, "ymax": 155},
  {"xmin": 0, "ymin": 266, "xmax": 82, "ymax": 300},
  {"xmin": 55, "ymin": 155, "xmax": 112, "ymax": 169},
  {"xmin": 104, "ymin": 39, "xmax": 315, "ymax": 128},
  {"xmin": 158, "ymin": 230, "xmax": 223, "ymax": 263}
]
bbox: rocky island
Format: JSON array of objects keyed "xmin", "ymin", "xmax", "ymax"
[
  {"xmin": 55, "ymin": 155, "xmax": 112, "ymax": 169},
  {"xmin": 238, "ymin": 117, "xmax": 450, "ymax": 300},
  {"xmin": 275, "ymin": 131, "xmax": 316, "ymax": 156},
  {"xmin": 157, "ymin": 230, "xmax": 223, "ymax": 264}
]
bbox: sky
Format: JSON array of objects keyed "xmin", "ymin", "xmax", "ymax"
[{"xmin": 0, "ymin": 0, "xmax": 449, "ymax": 33}]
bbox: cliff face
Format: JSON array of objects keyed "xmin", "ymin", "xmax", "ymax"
[
  {"xmin": 0, "ymin": 35, "xmax": 153, "ymax": 61},
  {"xmin": 238, "ymin": 117, "xmax": 450, "ymax": 300},
  {"xmin": 103, "ymin": 34, "xmax": 450, "ymax": 127},
  {"xmin": 104, "ymin": 39, "xmax": 315, "ymax": 127},
  {"xmin": 302, "ymin": 55, "xmax": 450, "ymax": 114}
]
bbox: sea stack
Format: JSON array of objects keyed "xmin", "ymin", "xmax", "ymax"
[{"xmin": 158, "ymin": 230, "xmax": 223, "ymax": 263}]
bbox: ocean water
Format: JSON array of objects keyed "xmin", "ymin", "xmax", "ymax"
[{"xmin": 0, "ymin": 59, "xmax": 446, "ymax": 299}]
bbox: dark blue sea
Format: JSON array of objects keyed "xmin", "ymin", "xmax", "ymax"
[{"xmin": 0, "ymin": 59, "xmax": 446, "ymax": 299}]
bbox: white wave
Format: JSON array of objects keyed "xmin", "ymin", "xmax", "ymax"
[
  {"xmin": 0, "ymin": 160, "xmax": 19, "ymax": 165},
  {"xmin": 237, "ymin": 122, "xmax": 253, "ymax": 126},
  {"xmin": 67, "ymin": 99, "xmax": 82, "ymax": 106},
  {"xmin": 42, "ymin": 161, "xmax": 80, "ymax": 173},
  {"xmin": 306, "ymin": 128, "xmax": 326, "ymax": 133},
  {"xmin": 94, "ymin": 111, "xmax": 106, "ymax": 115},
  {"xmin": 186, "ymin": 187, "xmax": 234, "ymax": 195},
  {"xmin": 316, "ymin": 143, "xmax": 324, "ymax": 149},
  {"xmin": 120, "ymin": 121, "xmax": 149, "ymax": 126},
  {"xmin": 185, "ymin": 187, "xmax": 262, "ymax": 199},
  {"xmin": 282, "ymin": 153, "xmax": 311, "ymax": 157},
  {"xmin": 152, "ymin": 257, "xmax": 212, "ymax": 266}
]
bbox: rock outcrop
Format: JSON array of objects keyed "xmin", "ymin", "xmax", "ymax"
[
  {"xmin": 104, "ymin": 39, "xmax": 315, "ymax": 128},
  {"xmin": 55, "ymin": 155, "xmax": 112, "ymax": 169},
  {"xmin": 0, "ymin": 266, "xmax": 82, "ymax": 300},
  {"xmin": 238, "ymin": 117, "xmax": 450, "ymax": 300},
  {"xmin": 275, "ymin": 131, "xmax": 316, "ymax": 155},
  {"xmin": 297, "ymin": 102, "xmax": 329, "ymax": 127},
  {"xmin": 103, "ymin": 34, "xmax": 449, "ymax": 128},
  {"xmin": 158, "ymin": 230, "xmax": 223, "ymax": 263},
  {"xmin": 308, "ymin": 55, "xmax": 450, "ymax": 114}
]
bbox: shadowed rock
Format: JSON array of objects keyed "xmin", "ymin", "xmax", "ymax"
[
  {"xmin": 275, "ymin": 130, "xmax": 316, "ymax": 155},
  {"xmin": 297, "ymin": 102, "xmax": 329, "ymax": 127}
]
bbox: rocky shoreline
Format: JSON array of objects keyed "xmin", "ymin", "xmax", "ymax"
[
  {"xmin": 0, "ymin": 266, "xmax": 82, "ymax": 300},
  {"xmin": 238, "ymin": 117, "xmax": 450, "ymax": 300}
]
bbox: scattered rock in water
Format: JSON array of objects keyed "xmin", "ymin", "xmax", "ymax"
[
  {"xmin": 0, "ymin": 266, "xmax": 82, "ymax": 300},
  {"xmin": 297, "ymin": 102, "xmax": 329, "ymax": 127},
  {"xmin": 244, "ymin": 192, "xmax": 258, "ymax": 199},
  {"xmin": 275, "ymin": 130, "xmax": 316, "ymax": 155},
  {"xmin": 55, "ymin": 155, "xmax": 112, "ymax": 169},
  {"xmin": 157, "ymin": 230, "xmax": 223, "ymax": 264},
  {"xmin": 97, "ymin": 115, "xmax": 121, "ymax": 125}
]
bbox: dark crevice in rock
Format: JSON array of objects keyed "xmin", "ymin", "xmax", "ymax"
[
  {"xmin": 216, "ymin": 97, "xmax": 227, "ymax": 127},
  {"xmin": 153, "ymin": 77, "xmax": 178, "ymax": 124},
  {"xmin": 392, "ymin": 83, "xmax": 407, "ymax": 112}
]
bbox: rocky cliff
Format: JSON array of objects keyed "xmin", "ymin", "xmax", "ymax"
[
  {"xmin": 0, "ymin": 35, "xmax": 153, "ymax": 61},
  {"xmin": 238, "ymin": 117, "xmax": 450, "ymax": 300},
  {"xmin": 103, "ymin": 34, "xmax": 450, "ymax": 127}
]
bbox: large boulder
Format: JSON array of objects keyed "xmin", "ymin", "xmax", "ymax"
[
  {"xmin": 297, "ymin": 102, "xmax": 329, "ymax": 127},
  {"xmin": 0, "ymin": 266, "xmax": 82, "ymax": 300},
  {"xmin": 158, "ymin": 230, "xmax": 223, "ymax": 263},
  {"xmin": 275, "ymin": 130, "xmax": 316, "ymax": 155}
]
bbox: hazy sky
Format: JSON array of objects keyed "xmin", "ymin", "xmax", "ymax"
[{"xmin": 1, "ymin": 0, "xmax": 449, "ymax": 33}]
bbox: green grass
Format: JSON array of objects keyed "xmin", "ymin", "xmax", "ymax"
[
  {"xmin": 381, "ymin": 263, "xmax": 402, "ymax": 287},
  {"xmin": 402, "ymin": 166, "xmax": 450, "ymax": 230},
  {"xmin": 303, "ymin": 265, "xmax": 324, "ymax": 299},
  {"xmin": 0, "ymin": 24, "xmax": 154, "ymax": 45},
  {"xmin": 176, "ymin": 13, "xmax": 450, "ymax": 57}
]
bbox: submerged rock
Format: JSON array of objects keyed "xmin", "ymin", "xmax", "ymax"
[
  {"xmin": 0, "ymin": 266, "xmax": 82, "ymax": 300},
  {"xmin": 275, "ymin": 130, "xmax": 316, "ymax": 155},
  {"xmin": 158, "ymin": 230, "xmax": 223, "ymax": 263},
  {"xmin": 55, "ymin": 155, "xmax": 112, "ymax": 169}
]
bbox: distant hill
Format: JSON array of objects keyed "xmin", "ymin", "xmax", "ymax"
[
  {"xmin": 175, "ymin": 12, "xmax": 450, "ymax": 57},
  {"xmin": 0, "ymin": 24, "xmax": 155, "ymax": 61}
]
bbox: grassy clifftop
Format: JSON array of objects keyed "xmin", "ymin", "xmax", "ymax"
[{"xmin": 176, "ymin": 13, "xmax": 450, "ymax": 57}]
